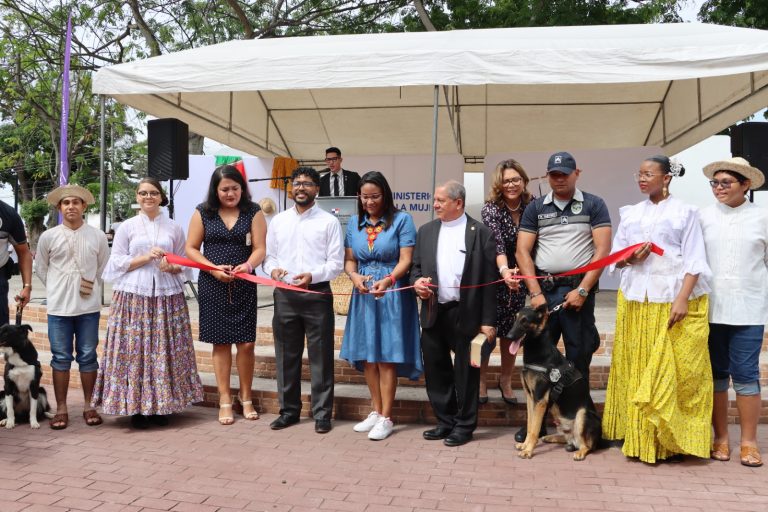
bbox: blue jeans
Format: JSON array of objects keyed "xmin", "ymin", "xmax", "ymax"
[
  {"xmin": 709, "ymin": 323, "xmax": 764, "ymax": 396},
  {"xmin": 47, "ymin": 312, "xmax": 100, "ymax": 372}
]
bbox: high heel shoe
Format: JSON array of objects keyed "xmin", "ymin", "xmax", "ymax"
[
  {"xmin": 219, "ymin": 398, "xmax": 234, "ymax": 425},
  {"xmin": 237, "ymin": 395, "xmax": 259, "ymax": 420},
  {"xmin": 498, "ymin": 382, "xmax": 517, "ymax": 405}
]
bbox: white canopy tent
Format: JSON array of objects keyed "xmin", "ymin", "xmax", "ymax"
[{"xmin": 93, "ymin": 23, "xmax": 768, "ymax": 162}]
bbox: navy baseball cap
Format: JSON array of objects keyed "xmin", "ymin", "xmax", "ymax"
[{"xmin": 547, "ymin": 152, "xmax": 577, "ymax": 174}]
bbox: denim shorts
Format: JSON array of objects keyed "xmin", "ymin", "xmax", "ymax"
[
  {"xmin": 47, "ymin": 312, "xmax": 100, "ymax": 372},
  {"xmin": 709, "ymin": 323, "xmax": 764, "ymax": 396}
]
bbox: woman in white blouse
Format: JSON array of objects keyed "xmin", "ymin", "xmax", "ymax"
[
  {"xmin": 700, "ymin": 157, "xmax": 767, "ymax": 467},
  {"xmin": 92, "ymin": 178, "xmax": 203, "ymax": 429},
  {"xmin": 602, "ymin": 155, "xmax": 712, "ymax": 463}
]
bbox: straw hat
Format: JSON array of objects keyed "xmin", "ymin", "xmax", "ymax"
[
  {"xmin": 703, "ymin": 157, "xmax": 765, "ymax": 190},
  {"xmin": 259, "ymin": 197, "xmax": 277, "ymax": 215},
  {"xmin": 46, "ymin": 184, "xmax": 95, "ymax": 206}
]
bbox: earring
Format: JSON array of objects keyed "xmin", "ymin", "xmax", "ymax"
[{"xmin": 662, "ymin": 185, "xmax": 668, "ymax": 198}]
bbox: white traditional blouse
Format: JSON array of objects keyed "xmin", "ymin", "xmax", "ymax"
[
  {"xmin": 102, "ymin": 212, "xmax": 191, "ymax": 297},
  {"xmin": 700, "ymin": 201, "xmax": 768, "ymax": 325},
  {"xmin": 611, "ymin": 196, "xmax": 711, "ymax": 303}
]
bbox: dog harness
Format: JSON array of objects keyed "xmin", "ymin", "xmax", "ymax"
[{"xmin": 523, "ymin": 360, "xmax": 583, "ymax": 402}]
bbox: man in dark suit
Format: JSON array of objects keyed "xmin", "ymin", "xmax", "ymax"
[
  {"xmin": 411, "ymin": 180, "xmax": 497, "ymax": 447},
  {"xmin": 319, "ymin": 147, "xmax": 361, "ymax": 197}
]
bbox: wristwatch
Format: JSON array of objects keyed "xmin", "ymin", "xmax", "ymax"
[{"xmin": 577, "ymin": 287, "xmax": 589, "ymax": 298}]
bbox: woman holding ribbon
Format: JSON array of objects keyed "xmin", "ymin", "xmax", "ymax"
[
  {"xmin": 340, "ymin": 171, "xmax": 422, "ymax": 440},
  {"xmin": 93, "ymin": 178, "xmax": 203, "ymax": 429},
  {"xmin": 603, "ymin": 155, "xmax": 712, "ymax": 463},
  {"xmin": 701, "ymin": 157, "xmax": 767, "ymax": 467},
  {"xmin": 478, "ymin": 159, "xmax": 532, "ymax": 404},
  {"xmin": 186, "ymin": 165, "xmax": 267, "ymax": 425}
]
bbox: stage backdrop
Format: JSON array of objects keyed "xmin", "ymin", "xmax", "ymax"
[{"xmin": 168, "ymin": 154, "xmax": 463, "ymax": 280}]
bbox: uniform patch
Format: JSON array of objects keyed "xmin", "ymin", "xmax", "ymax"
[
  {"xmin": 560, "ymin": 216, "xmax": 569, "ymax": 225},
  {"xmin": 571, "ymin": 201, "xmax": 583, "ymax": 215},
  {"xmin": 538, "ymin": 212, "xmax": 558, "ymax": 220}
]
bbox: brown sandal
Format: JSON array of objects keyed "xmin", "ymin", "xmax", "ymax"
[
  {"xmin": 50, "ymin": 413, "xmax": 69, "ymax": 430},
  {"xmin": 740, "ymin": 445, "xmax": 763, "ymax": 467},
  {"xmin": 83, "ymin": 409, "xmax": 103, "ymax": 426},
  {"xmin": 710, "ymin": 442, "xmax": 730, "ymax": 461}
]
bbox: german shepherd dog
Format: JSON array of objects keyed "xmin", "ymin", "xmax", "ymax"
[
  {"xmin": 0, "ymin": 324, "xmax": 54, "ymax": 429},
  {"xmin": 507, "ymin": 305, "xmax": 602, "ymax": 461}
]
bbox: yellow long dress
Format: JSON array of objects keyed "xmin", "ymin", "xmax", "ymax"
[{"xmin": 603, "ymin": 291, "xmax": 712, "ymax": 463}]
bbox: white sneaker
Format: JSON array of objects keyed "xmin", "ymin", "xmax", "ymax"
[
  {"xmin": 368, "ymin": 416, "xmax": 394, "ymax": 441},
  {"xmin": 353, "ymin": 411, "xmax": 380, "ymax": 432}
]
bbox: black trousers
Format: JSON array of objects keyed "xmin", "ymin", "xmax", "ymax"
[
  {"xmin": 543, "ymin": 285, "xmax": 600, "ymax": 382},
  {"xmin": 421, "ymin": 302, "xmax": 479, "ymax": 435},
  {"xmin": 272, "ymin": 284, "xmax": 335, "ymax": 421},
  {"xmin": 0, "ymin": 275, "xmax": 8, "ymax": 326}
]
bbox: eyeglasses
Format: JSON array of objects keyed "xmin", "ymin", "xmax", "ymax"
[
  {"xmin": 324, "ymin": 157, "xmax": 340, "ymax": 163},
  {"xmin": 502, "ymin": 177, "xmax": 523, "ymax": 186},
  {"xmin": 360, "ymin": 194, "xmax": 382, "ymax": 202},
  {"xmin": 137, "ymin": 190, "xmax": 161, "ymax": 197},
  {"xmin": 709, "ymin": 179, "xmax": 739, "ymax": 189},
  {"xmin": 292, "ymin": 181, "xmax": 317, "ymax": 189},
  {"xmin": 633, "ymin": 172, "xmax": 664, "ymax": 182}
]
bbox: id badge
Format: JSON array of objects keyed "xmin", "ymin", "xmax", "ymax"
[{"xmin": 245, "ymin": 233, "xmax": 252, "ymax": 246}]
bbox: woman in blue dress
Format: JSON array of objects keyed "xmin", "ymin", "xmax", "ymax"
[{"xmin": 340, "ymin": 171, "xmax": 422, "ymax": 441}]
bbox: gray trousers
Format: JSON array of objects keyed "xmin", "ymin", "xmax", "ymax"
[{"xmin": 272, "ymin": 284, "xmax": 335, "ymax": 420}]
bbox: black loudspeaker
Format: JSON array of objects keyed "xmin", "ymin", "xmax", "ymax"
[
  {"xmin": 731, "ymin": 122, "xmax": 768, "ymax": 192},
  {"xmin": 148, "ymin": 118, "xmax": 189, "ymax": 180}
]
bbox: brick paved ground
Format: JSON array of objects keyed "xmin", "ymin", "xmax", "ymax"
[{"xmin": 1, "ymin": 394, "xmax": 767, "ymax": 512}]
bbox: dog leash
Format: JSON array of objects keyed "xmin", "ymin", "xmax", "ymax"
[
  {"xmin": 549, "ymin": 301, "xmax": 565, "ymax": 314},
  {"xmin": 15, "ymin": 303, "xmax": 23, "ymax": 326}
]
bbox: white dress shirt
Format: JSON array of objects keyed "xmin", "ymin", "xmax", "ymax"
[
  {"xmin": 611, "ymin": 196, "xmax": 710, "ymax": 303},
  {"xmin": 330, "ymin": 171, "xmax": 344, "ymax": 197},
  {"xmin": 263, "ymin": 203, "xmax": 344, "ymax": 284},
  {"xmin": 102, "ymin": 213, "xmax": 191, "ymax": 296},
  {"xmin": 700, "ymin": 201, "xmax": 768, "ymax": 325},
  {"xmin": 35, "ymin": 223, "xmax": 110, "ymax": 316},
  {"xmin": 436, "ymin": 214, "xmax": 467, "ymax": 303}
]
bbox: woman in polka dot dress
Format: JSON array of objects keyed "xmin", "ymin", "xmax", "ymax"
[{"xmin": 186, "ymin": 165, "xmax": 267, "ymax": 425}]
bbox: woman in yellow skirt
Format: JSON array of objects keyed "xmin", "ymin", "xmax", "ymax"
[{"xmin": 603, "ymin": 155, "xmax": 712, "ymax": 463}]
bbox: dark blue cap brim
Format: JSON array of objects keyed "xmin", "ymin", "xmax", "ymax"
[{"xmin": 547, "ymin": 167, "xmax": 576, "ymax": 174}]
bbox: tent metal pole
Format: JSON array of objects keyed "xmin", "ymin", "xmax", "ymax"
[
  {"xmin": 99, "ymin": 95, "xmax": 107, "ymax": 232},
  {"xmin": 430, "ymin": 85, "xmax": 438, "ymax": 221}
]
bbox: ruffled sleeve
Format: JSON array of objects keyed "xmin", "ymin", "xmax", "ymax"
[
  {"xmin": 608, "ymin": 205, "xmax": 633, "ymax": 275},
  {"xmin": 101, "ymin": 218, "xmax": 135, "ymax": 283},
  {"xmin": 679, "ymin": 206, "xmax": 711, "ymax": 283}
]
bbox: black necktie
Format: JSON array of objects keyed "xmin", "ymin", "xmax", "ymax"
[{"xmin": 333, "ymin": 174, "xmax": 339, "ymax": 196}]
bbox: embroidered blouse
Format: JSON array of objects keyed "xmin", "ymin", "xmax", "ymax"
[
  {"xmin": 611, "ymin": 196, "xmax": 710, "ymax": 303},
  {"xmin": 700, "ymin": 201, "xmax": 768, "ymax": 325},
  {"xmin": 102, "ymin": 213, "xmax": 191, "ymax": 297}
]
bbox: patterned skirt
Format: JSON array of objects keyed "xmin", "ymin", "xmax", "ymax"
[
  {"xmin": 602, "ymin": 291, "xmax": 712, "ymax": 463},
  {"xmin": 92, "ymin": 291, "xmax": 203, "ymax": 416}
]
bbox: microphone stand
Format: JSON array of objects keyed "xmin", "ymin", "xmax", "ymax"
[{"xmin": 249, "ymin": 176, "xmax": 292, "ymax": 211}]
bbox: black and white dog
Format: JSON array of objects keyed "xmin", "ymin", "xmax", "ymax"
[{"xmin": 0, "ymin": 324, "xmax": 54, "ymax": 429}]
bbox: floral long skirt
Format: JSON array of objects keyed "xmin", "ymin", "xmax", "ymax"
[
  {"xmin": 92, "ymin": 291, "xmax": 203, "ymax": 415},
  {"xmin": 602, "ymin": 291, "xmax": 712, "ymax": 463}
]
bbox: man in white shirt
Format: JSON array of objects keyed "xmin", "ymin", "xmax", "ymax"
[
  {"xmin": 411, "ymin": 181, "xmax": 497, "ymax": 447},
  {"xmin": 36, "ymin": 185, "xmax": 110, "ymax": 430},
  {"xmin": 263, "ymin": 167, "xmax": 344, "ymax": 433}
]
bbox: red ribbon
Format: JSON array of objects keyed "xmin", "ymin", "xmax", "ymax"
[{"xmin": 166, "ymin": 242, "xmax": 662, "ymax": 296}]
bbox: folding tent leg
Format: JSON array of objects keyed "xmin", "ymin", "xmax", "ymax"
[{"xmin": 430, "ymin": 84, "xmax": 438, "ymax": 220}]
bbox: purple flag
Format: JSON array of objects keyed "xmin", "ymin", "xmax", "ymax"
[{"xmin": 59, "ymin": 13, "xmax": 72, "ymax": 186}]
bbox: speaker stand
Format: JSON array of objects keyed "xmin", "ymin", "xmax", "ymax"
[{"xmin": 168, "ymin": 177, "xmax": 175, "ymax": 219}]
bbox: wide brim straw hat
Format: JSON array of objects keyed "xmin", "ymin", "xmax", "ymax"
[
  {"xmin": 703, "ymin": 157, "xmax": 765, "ymax": 190},
  {"xmin": 46, "ymin": 184, "xmax": 96, "ymax": 206},
  {"xmin": 259, "ymin": 197, "xmax": 277, "ymax": 215}
]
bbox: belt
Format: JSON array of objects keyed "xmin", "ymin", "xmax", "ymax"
[
  {"xmin": 437, "ymin": 300, "xmax": 459, "ymax": 310},
  {"xmin": 535, "ymin": 271, "xmax": 584, "ymax": 292},
  {"xmin": 308, "ymin": 281, "xmax": 330, "ymax": 291}
]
